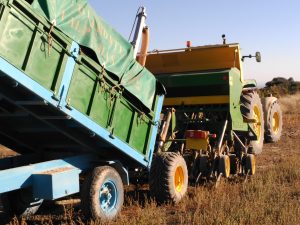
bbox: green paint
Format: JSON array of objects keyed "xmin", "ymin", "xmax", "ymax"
[
  {"xmin": 31, "ymin": 0, "xmax": 156, "ymax": 110},
  {"xmin": 229, "ymin": 69, "xmax": 248, "ymax": 131},
  {"xmin": 0, "ymin": 1, "xmax": 71, "ymax": 92},
  {"xmin": 156, "ymin": 68, "xmax": 250, "ymax": 132}
]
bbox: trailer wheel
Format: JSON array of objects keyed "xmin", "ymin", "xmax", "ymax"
[
  {"xmin": 81, "ymin": 166, "xmax": 124, "ymax": 221},
  {"xmin": 218, "ymin": 155, "xmax": 230, "ymax": 178},
  {"xmin": 245, "ymin": 154, "xmax": 256, "ymax": 175},
  {"xmin": 264, "ymin": 100, "xmax": 282, "ymax": 143},
  {"xmin": 1, "ymin": 188, "xmax": 43, "ymax": 218},
  {"xmin": 149, "ymin": 152, "xmax": 188, "ymax": 204},
  {"xmin": 241, "ymin": 91, "xmax": 264, "ymax": 154}
]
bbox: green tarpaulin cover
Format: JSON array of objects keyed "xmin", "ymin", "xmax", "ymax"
[{"xmin": 31, "ymin": 0, "xmax": 156, "ymax": 110}]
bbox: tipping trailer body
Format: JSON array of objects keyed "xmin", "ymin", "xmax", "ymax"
[{"xmin": 0, "ymin": 0, "xmax": 164, "ymax": 202}]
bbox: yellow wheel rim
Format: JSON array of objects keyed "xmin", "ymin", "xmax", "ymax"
[
  {"xmin": 225, "ymin": 156, "xmax": 230, "ymax": 177},
  {"xmin": 253, "ymin": 105, "xmax": 262, "ymax": 142},
  {"xmin": 174, "ymin": 166, "xmax": 184, "ymax": 193},
  {"xmin": 272, "ymin": 112, "xmax": 280, "ymax": 134},
  {"xmin": 250, "ymin": 155, "xmax": 256, "ymax": 175}
]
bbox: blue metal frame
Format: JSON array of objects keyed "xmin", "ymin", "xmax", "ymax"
[
  {"xmin": 0, "ymin": 155, "xmax": 93, "ymax": 194},
  {"xmin": 147, "ymin": 95, "xmax": 164, "ymax": 169},
  {"xmin": 57, "ymin": 42, "xmax": 80, "ymax": 107},
  {"xmin": 0, "ymin": 58, "xmax": 58, "ymax": 107}
]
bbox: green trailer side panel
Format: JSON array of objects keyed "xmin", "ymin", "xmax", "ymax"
[
  {"xmin": 0, "ymin": 1, "xmax": 71, "ymax": 93},
  {"xmin": 67, "ymin": 65, "xmax": 95, "ymax": 114},
  {"xmin": 112, "ymin": 99, "xmax": 150, "ymax": 154},
  {"xmin": 31, "ymin": 0, "xmax": 156, "ymax": 110},
  {"xmin": 0, "ymin": 8, "xmax": 34, "ymax": 69},
  {"xmin": 89, "ymin": 89, "xmax": 111, "ymax": 128},
  {"xmin": 113, "ymin": 100, "xmax": 134, "ymax": 142},
  {"xmin": 26, "ymin": 35, "xmax": 66, "ymax": 91},
  {"xmin": 66, "ymin": 55, "xmax": 156, "ymax": 155},
  {"xmin": 130, "ymin": 117, "xmax": 150, "ymax": 154}
]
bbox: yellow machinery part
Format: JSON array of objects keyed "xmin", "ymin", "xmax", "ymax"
[
  {"xmin": 186, "ymin": 138, "xmax": 209, "ymax": 151},
  {"xmin": 146, "ymin": 44, "xmax": 242, "ymax": 78},
  {"xmin": 174, "ymin": 166, "xmax": 184, "ymax": 193}
]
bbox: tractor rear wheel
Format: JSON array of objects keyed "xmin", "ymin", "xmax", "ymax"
[
  {"xmin": 264, "ymin": 100, "xmax": 282, "ymax": 143},
  {"xmin": 149, "ymin": 152, "xmax": 188, "ymax": 204},
  {"xmin": 241, "ymin": 91, "xmax": 264, "ymax": 154}
]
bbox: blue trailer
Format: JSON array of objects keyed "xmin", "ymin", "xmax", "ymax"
[{"xmin": 0, "ymin": 0, "xmax": 168, "ymax": 220}]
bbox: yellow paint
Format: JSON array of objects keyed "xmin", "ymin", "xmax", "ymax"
[
  {"xmin": 253, "ymin": 105, "xmax": 262, "ymax": 142},
  {"xmin": 146, "ymin": 44, "xmax": 243, "ymax": 82},
  {"xmin": 174, "ymin": 166, "xmax": 184, "ymax": 193},
  {"xmin": 247, "ymin": 155, "xmax": 256, "ymax": 175},
  {"xmin": 272, "ymin": 112, "xmax": 280, "ymax": 134},
  {"xmin": 164, "ymin": 95, "xmax": 229, "ymax": 106},
  {"xmin": 186, "ymin": 138, "xmax": 209, "ymax": 151},
  {"xmin": 243, "ymin": 118, "xmax": 257, "ymax": 123},
  {"xmin": 224, "ymin": 156, "xmax": 231, "ymax": 178},
  {"xmin": 251, "ymin": 155, "xmax": 256, "ymax": 175}
]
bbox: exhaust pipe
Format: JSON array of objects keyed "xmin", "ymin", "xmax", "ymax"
[{"xmin": 137, "ymin": 26, "xmax": 149, "ymax": 67}]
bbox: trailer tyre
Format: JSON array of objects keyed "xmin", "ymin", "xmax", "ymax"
[
  {"xmin": 241, "ymin": 91, "xmax": 264, "ymax": 154},
  {"xmin": 81, "ymin": 166, "xmax": 124, "ymax": 221},
  {"xmin": 1, "ymin": 188, "xmax": 43, "ymax": 218},
  {"xmin": 149, "ymin": 152, "xmax": 188, "ymax": 204},
  {"xmin": 264, "ymin": 100, "xmax": 282, "ymax": 143}
]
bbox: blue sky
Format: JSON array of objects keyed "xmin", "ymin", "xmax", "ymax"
[{"xmin": 88, "ymin": 0, "xmax": 300, "ymax": 85}]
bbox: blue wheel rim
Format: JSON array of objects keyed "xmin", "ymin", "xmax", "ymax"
[{"xmin": 99, "ymin": 180, "xmax": 118, "ymax": 213}]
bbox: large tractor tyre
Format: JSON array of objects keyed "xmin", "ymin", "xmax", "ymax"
[
  {"xmin": 244, "ymin": 154, "xmax": 256, "ymax": 175},
  {"xmin": 81, "ymin": 166, "xmax": 124, "ymax": 221},
  {"xmin": 263, "ymin": 98, "xmax": 282, "ymax": 143},
  {"xmin": 149, "ymin": 152, "xmax": 188, "ymax": 204},
  {"xmin": 241, "ymin": 91, "xmax": 264, "ymax": 154},
  {"xmin": 1, "ymin": 188, "xmax": 43, "ymax": 218},
  {"xmin": 218, "ymin": 155, "xmax": 231, "ymax": 178}
]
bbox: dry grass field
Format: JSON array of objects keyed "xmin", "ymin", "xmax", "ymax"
[{"xmin": 1, "ymin": 94, "xmax": 300, "ymax": 225}]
